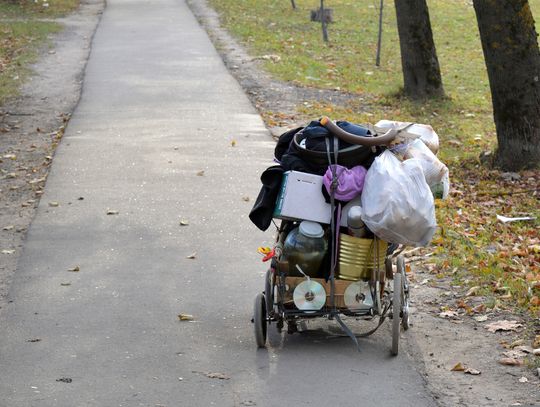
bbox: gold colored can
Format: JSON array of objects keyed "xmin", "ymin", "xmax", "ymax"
[{"xmin": 337, "ymin": 234, "xmax": 387, "ymax": 281}]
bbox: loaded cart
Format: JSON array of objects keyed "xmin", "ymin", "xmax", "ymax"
[{"xmin": 249, "ymin": 117, "xmax": 448, "ymax": 354}]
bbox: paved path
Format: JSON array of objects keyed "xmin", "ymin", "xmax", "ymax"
[{"xmin": 0, "ymin": 1, "xmax": 436, "ymax": 406}]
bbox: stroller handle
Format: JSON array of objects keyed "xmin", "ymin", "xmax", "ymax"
[{"xmin": 320, "ymin": 116, "xmax": 397, "ymax": 146}]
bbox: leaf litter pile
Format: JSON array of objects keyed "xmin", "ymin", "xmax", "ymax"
[{"xmin": 429, "ymin": 162, "xmax": 539, "ymax": 317}]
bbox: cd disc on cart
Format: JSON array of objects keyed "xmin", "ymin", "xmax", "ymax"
[
  {"xmin": 344, "ymin": 281, "xmax": 373, "ymax": 311},
  {"xmin": 293, "ymin": 280, "xmax": 326, "ymax": 311}
]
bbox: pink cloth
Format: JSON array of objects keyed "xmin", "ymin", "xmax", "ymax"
[{"xmin": 323, "ymin": 165, "xmax": 367, "ymax": 201}]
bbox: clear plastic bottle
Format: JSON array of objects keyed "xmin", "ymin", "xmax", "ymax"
[{"xmin": 283, "ymin": 221, "xmax": 327, "ymax": 278}]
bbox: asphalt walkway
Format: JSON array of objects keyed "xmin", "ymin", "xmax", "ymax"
[{"xmin": 0, "ymin": 1, "xmax": 436, "ymax": 406}]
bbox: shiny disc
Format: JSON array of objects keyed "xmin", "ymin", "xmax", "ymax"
[
  {"xmin": 344, "ymin": 281, "xmax": 373, "ymax": 311},
  {"xmin": 293, "ymin": 280, "xmax": 326, "ymax": 311}
]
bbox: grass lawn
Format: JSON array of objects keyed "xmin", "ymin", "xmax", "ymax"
[
  {"xmin": 208, "ymin": 0, "xmax": 540, "ymax": 317},
  {"xmin": 0, "ymin": 0, "xmax": 80, "ymax": 104}
]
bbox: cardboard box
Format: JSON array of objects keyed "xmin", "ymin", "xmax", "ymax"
[{"xmin": 273, "ymin": 171, "xmax": 360, "ymax": 226}]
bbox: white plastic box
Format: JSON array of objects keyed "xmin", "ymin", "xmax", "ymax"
[{"xmin": 273, "ymin": 171, "xmax": 360, "ymax": 226}]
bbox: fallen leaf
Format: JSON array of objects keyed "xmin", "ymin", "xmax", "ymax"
[
  {"xmin": 485, "ymin": 320, "xmax": 523, "ymax": 333},
  {"xmin": 533, "ymin": 335, "xmax": 540, "ymax": 349},
  {"xmin": 451, "ymin": 362, "xmax": 465, "ymax": 371},
  {"xmin": 196, "ymin": 170, "xmax": 205, "ymax": 176},
  {"xmin": 466, "ymin": 286, "xmax": 480, "ymax": 296},
  {"xmin": 49, "ymin": 201, "xmax": 59, "ymax": 207},
  {"xmin": 439, "ymin": 310, "xmax": 459, "ymax": 318},
  {"xmin": 498, "ymin": 358, "xmax": 523, "ymax": 366},
  {"xmin": 179, "ymin": 220, "xmax": 189, "ymax": 226},
  {"xmin": 106, "ymin": 210, "xmax": 119, "ymax": 215},
  {"xmin": 67, "ymin": 266, "xmax": 80, "ymax": 272},
  {"xmin": 205, "ymin": 372, "xmax": 230, "ymax": 380},
  {"xmin": 3, "ymin": 225, "xmax": 14, "ymax": 231},
  {"xmin": 473, "ymin": 315, "xmax": 488, "ymax": 322},
  {"xmin": 464, "ymin": 367, "xmax": 481, "ymax": 375},
  {"xmin": 510, "ymin": 339, "xmax": 525, "ymax": 348},
  {"xmin": 178, "ymin": 313, "xmax": 194, "ymax": 321},
  {"xmin": 473, "ymin": 303, "xmax": 486, "ymax": 313},
  {"xmin": 186, "ymin": 252, "xmax": 197, "ymax": 259},
  {"xmin": 503, "ymin": 349, "xmax": 529, "ymax": 359},
  {"xmin": 513, "ymin": 345, "xmax": 533, "ymax": 354}
]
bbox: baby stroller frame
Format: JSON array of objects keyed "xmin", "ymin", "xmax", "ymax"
[{"xmin": 252, "ymin": 117, "xmax": 412, "ymax": 354}]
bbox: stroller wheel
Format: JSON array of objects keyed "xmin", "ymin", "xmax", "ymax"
[
  {"xmin": 253, "ymin": 293, "xmax": 267, "ymax": 348},
  {"xmin": 265, "ymin": 269, "xmax": 274, "ymax": 318},
  {"xmin": 391, "ymin": 272, "xmax": 402, "ymax": 356}
]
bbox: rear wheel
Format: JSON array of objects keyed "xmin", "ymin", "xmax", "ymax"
[
  {"xmin": 391, "ymin": 273, "xmax": 402, "ymax": 356},
  {"xmin": 397, "ymin": 255, "xmax": 410, "ymax": 330},
  {"xmin": 253, "ymin": 293, "xmax": 267, "ymax": 348}
]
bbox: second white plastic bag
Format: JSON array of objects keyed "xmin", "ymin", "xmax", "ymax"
[{"xmin": 361, "ymin": 150, "xmax": 437, "ymax": 247}]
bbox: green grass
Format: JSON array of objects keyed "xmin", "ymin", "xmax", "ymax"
[
  {"xmin": 0, "ymin": 0, "xmax": 79, "ymax": 104},
  {"xmin": 208, "ymin": 0, "xmax": 540, "ymax": 316}
]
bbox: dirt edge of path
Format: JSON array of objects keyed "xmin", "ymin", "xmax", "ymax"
[
  {"xmin": 187, "ymin": 1, "xmax": 540, "ymax": 406},
  {"xmin": 0, "ymin": 0, "xmax": 105, "ymax": 313}
]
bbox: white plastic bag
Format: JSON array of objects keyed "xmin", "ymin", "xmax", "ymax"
[
  {"xmin": 403, "ymin": 139, "xmax": 450, "ymax": 199},
  {"xmin": 375, "ymin": 119, "xmax": 440, "ymax": 154},
  {"xmin": 361, "ymin": 150, "xmax": 437, "ymax": 247}
]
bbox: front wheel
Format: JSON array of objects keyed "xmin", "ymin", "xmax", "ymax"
[{"xmin": 253, "ymin": 293, "xmax": 267, "ymax": 348}]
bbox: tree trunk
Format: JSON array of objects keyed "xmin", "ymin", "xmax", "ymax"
[
  {"xmin": 473, "ymin": 0, "xmax": 540, "ymax": 170},
  {"xmin": 394, "ymin": 0, "xmax": 444, "ymax": 99}
]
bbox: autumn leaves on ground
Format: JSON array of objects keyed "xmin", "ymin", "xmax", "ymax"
[{"xmin": 208, "ymin": 0, "xmax": 540, "ymax": 319}]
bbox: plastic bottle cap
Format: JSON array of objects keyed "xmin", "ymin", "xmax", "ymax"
[{"xmin": 299, "ymin": 221, "xmax": 324, "ymax": 238}]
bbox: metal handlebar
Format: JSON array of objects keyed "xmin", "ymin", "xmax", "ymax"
[{"xmin": 320, "ymin": 116, "xmax": 397, "ymax": 146}]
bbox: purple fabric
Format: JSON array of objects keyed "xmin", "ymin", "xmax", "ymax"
[{"xmin": 323, "ymin": 164, "xmax": 367, "ymax": 201}]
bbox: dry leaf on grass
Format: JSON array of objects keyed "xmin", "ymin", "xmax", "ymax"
[
  {"xmin": 178, "ymin": 314, "xmax": 194, "ymax": 321},
  {"xmin": 466, "ymin": 286, "xmax": 480, "ymax": 296},
  {"xmin": 485, "ymin": 320, "xmax": 523, "ymax": 333}
]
